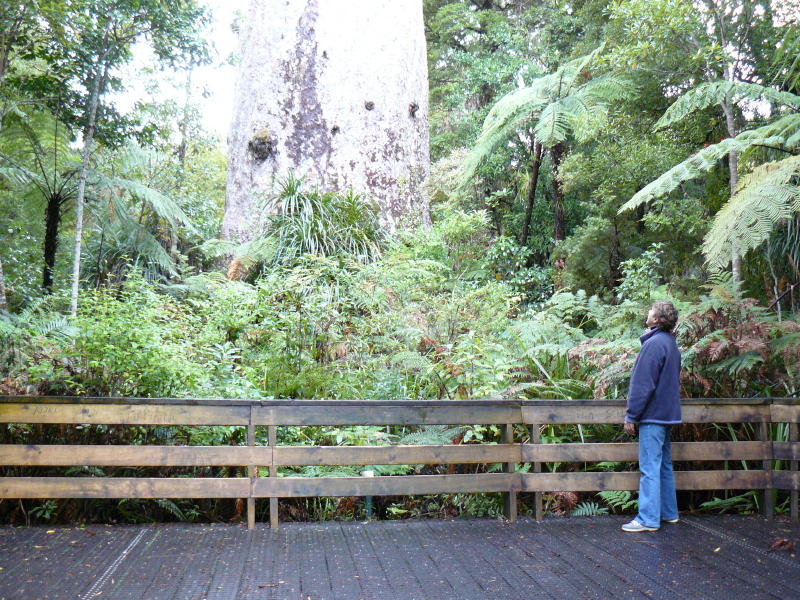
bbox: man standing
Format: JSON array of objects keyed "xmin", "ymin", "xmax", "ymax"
[{"xmin": 622, "ymin": 301, "xmax": 682, "ymax": 532}]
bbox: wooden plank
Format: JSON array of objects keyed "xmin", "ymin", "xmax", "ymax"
[
  {"xmin": 521, "ymin": 404, "xmax": 771, "ymax": 425},
  {"xmin": 521, "ymin": 405, "xmax": 623, "ymax": 424},
  {"xmin": 774, "ymin": 442, "xmax": 800, "ymax": 460},
  {"xmin": 521, "ymin": 470, "xmax": 770, "ymax": 492},
  {"xmin": 0, "ymin": 477, "xmax": 249, "ymax": 498},
  {"xmin": 273, "ymin": 444, "xmax": 521, "ymax": 466},
  {"xmin": 254, "ymin": 405, "xmax": 521, "ymax": 426},
  {"xmin": 253, "ymin": 473, "xmax": 519, "ymax": 497},
  {"xmin": 773, "ymin": 471, "xmax": 799, "ymax": 491},
  {"xmin": 0, "ymin": 403, "xmax": 249, "ymax": 425},
  {"xmin": 772, "ymin": 404, "xmax": 800, "ymax": 423},
  {"xmin": 0, "ymin": 445, "xmax": 272, "ymax": 466},
  {"xmin": 521, "ymin": 471, "xmax": 640, "ymax": 492},
  {"xmin": 522, "ymin": 441, "xmax": 772, "ymax": 462},
  {"xmin": 683, "ymin": 404, "xmax": 772, "ymax": 423},
  {"xmin": 791, "ymin": 423, "xmax": 798, "ymax": 521}
]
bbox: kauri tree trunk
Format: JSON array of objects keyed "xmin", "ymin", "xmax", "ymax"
[{"xmin": 223, "ymin": 0, "xmax": 430, "ymax": 241}]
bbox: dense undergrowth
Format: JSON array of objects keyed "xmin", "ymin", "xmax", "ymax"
[{"xmin": 1, "ymin": 203, "xmax": 798, "ymax": 525}]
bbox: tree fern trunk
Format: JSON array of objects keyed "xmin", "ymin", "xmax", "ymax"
[
  {"xmin": 42, "ymin": 194, "xmax": 61, "ymax": 292},
  {"xmin": 520, "ymin": 141, "xmax": 543, "ymax": 246}
]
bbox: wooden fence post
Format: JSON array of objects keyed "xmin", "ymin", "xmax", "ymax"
[
  {"xmin": 269, "ymin": 424, "xmax": 279, "ymax": 529},
  {"xmin": 247, "ymin": 405, "xmax": 256, "ymax": 530},
  {"xmin": 503, "ymin": 423, "xmax": 517, "ymax": 522},
  {"xmin": 760, "ymin": 421, "xmax": 773, "ymax": 521},
  {"xmin": 791, "ymin": 422, "xmax": 798, "ymax": 522},
  {"xmin": 530, "ymin": 423, "xmax": 543, "ymax": 521}
]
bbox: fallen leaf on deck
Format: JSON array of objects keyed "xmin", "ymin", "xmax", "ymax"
[{"xmin": 768, "ymin": 538, "xmax": 795, "ymax": 552}]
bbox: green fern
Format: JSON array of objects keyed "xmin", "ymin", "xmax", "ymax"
[
  {"xmin": 708, "ymin": 350, "xmax": 765, "ymax": 375},
  {"xmin": 597, "ymin": 490, "xmax": 638, "ymax": 513},
  {"xmin": 570, "ymin": 501, "xmax": 609, "ymax": 517},
  {"xmin": 399, "ymin": 425, "xmax": 465, "ymax": 445},
  {"xmin": 620, "ymin": 112, "xmax": 800, "ymax": 214},
  {"xmin": 656, "ymin": 81, "xmax": 800, "ymax": 131},
  {"xmin": 703, "ymin": 156, "xmax": 800, "ymax": 269}
]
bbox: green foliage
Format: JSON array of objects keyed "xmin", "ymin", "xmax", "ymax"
[
  {"xmin": 570, "ymin": 501, "xmax": 609, "ymax": 517},
  {"xmin": 262, "ymin": 173, "xmax": 383, "ymax": 266},
  {"xmin": 23, "ymin": 274, "xmax": 204, "ymax": 397},
  {"xmin": 597, "ymin": 490, "xmax": 638, "ymax": 513},
  {"xmin": 616, "ymin": 243, "xmax": 663, "ymax": 302},
  {"xmin": 703, "ymin": 156, "xmax": 800, "ymax": 269},
  {"xmin": 461, "ymin": 48, "xmax": 631, "ymax": 182}
]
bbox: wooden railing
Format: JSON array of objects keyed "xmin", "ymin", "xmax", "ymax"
[{"xmin": 0, "ymin": 396, "xmax": 797, "ymax": 528}]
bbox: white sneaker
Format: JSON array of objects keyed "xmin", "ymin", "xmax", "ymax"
[
  {"xmin": 662, "ymin": 517, "xmax": 679, "ymax": 524},
  {"xmin": 621, "ymin": 519, "xmax": 658, "ymax": 532}
]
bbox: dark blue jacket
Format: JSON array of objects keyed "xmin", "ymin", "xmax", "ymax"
[{"xmin": 624, "ymin": 328, "xmax": 682, "ymax": 424}]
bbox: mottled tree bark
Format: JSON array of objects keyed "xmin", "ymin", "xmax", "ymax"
[{"xmin": 224, "ymin": 0, "xmax": 430, "ymax": 241}]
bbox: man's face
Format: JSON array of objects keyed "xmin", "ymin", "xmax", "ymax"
[{"xmin": 646, "ymin": 308, "xmax": 658, "ymax": 329}]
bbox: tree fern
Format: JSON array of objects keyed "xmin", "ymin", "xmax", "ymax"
[
  {"xmin": 620, "ymin": 112, "xmax": 800, "ymax": 213},
  {"xmin": 703, "ymin": 156, "xmax": 800, "ymax": 268},
  {"xmin": 656, "ymin": 81, "xmax": 800, "ymax": 131},
  {"xmin": 461, "ymin": 47, "xmax": 630, "ymax": 182}
]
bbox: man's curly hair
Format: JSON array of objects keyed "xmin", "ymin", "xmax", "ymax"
[{"xmin": 650, "ymin": 301, "xmax": 678, "ymax": 333}]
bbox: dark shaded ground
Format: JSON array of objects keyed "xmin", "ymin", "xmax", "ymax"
[{"xmin": 0, "ymin": 515, "xmax": 798, "ymax": 600}]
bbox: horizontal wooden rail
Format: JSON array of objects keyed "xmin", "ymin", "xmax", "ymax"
[{"xmin": 0, "ymin": 396, "xmax": 798, "ymax": 528}]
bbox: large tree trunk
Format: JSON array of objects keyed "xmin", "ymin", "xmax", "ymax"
[
  {"xmin": 224, "ymin": 0, "xmax": 430, "ymax": 241},
  {"xmin": 520, "ymin": 141, "xmax": 543, "ymax": 247},
  {"xmin": 42, "ymin": 194, "xmax": 61, "ymax": 292},
  {"xmin": 69, "ymin": 21, "xmax": 112, "ymax": 317},
  {"xmin": 550, "ymin": 144, "xmax": 566, "ymax": 243}
]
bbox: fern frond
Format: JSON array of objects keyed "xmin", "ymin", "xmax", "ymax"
[
  {"xmin": 703, "ymin": 156, "xmax": 800, "ymax": 268},
  {"xmin": 708, "ymin": 350, "xmax": 765, "ymax": 374},
  {"xmin": 570, "ymin": 501, "xmax": 608, "ymax": 517},
  {"xmin": 399, "ymin": 426, "xmax": 465, "ymax": 445},
  {"xmin": 620, "ymin": 112, "xmax": 800, "ymax": 213},
  {"xmin": 656, "ymin": 81, "xmax": 800, "ymax": 131},
  {"xmin": 461, "ymin": 46, "xmax": 623, "ymax": 182}
]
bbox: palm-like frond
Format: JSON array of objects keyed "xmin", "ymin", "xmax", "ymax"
[
  {"xmin": 0, "ymin": 108, "xmax": 78, "ymax": 197},
  {"xmin": 656, "ymin": 81, "xmax": 800, "ymax": 131},
  {"xmin": 703, "ymin": 156, "xmax": 800, "ymax": 268},
  {"xmin": 461, "ymin": 47, "xmax": 628, "ymax": 182},
  {"xmin": 95, "ymin": 174, "xmax": 195, "ymax": 232},
  {"xmin": 619, "ymin": 112, "xmax": 800, "ymax": 213}
]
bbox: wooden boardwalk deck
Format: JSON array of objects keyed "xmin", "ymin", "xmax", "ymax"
[{"xmin": 1, "ymin": 516, "xmax": 798, "ymax": 600}]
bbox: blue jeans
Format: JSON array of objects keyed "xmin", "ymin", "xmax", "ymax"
[{"xmin": 635, "ymin": 424, "xmax": 678, "ymax": 528}]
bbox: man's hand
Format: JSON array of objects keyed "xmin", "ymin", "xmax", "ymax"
[{"xmin": 624, "ymin": 421, "xmax": 636, "ymax": 435}]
